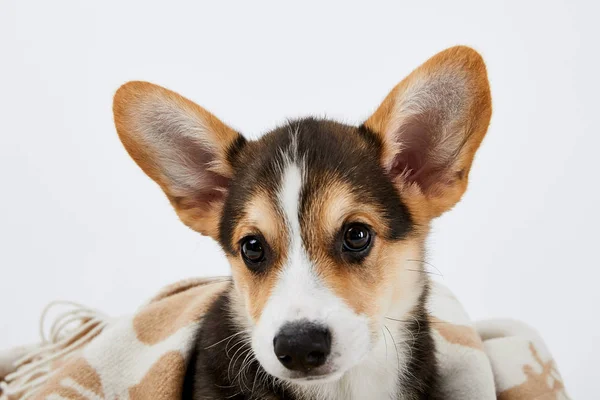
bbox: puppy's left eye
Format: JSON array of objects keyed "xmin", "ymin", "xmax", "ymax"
[
  {"xmin": 241, "ymin": 236, "xmax": 265, "ymax": 266},
  {"xmin": 343, "ymin": 224, "xmax": 372, "ymax": 252}
]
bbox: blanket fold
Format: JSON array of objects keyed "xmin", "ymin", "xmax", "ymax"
[{"xmin": 0, "ymin": 278, "xmax": 569, "ymax": 400}]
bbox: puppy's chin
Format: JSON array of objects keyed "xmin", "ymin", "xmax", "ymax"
[
  {"xmin": 260, "ymin": 363, "xmax": 346, "ymax": 386},
  {"xmin": 281, "ymin": 369, "xmax": 346, "ymax": 385}
]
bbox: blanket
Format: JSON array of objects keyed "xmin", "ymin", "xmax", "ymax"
[{"xmin": 0, "ymin": 278, "xmax": 569, "ymax": 400}]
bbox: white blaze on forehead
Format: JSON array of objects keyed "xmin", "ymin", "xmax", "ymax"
[
  {"xmin": 275, "ymin": 160, "xmax": 323, "ymax": 309},
  {"xmin": 279, "ymin": 161, "xmax": 303, "ymax": 243},
  {"xmin": 270, "ymin": 160, "xmax": 339, "ymax": 324}
]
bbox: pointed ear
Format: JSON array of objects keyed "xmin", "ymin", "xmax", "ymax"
[
  {"xmin": 113, "ymin": 81, "xmax": 246, "ymax": 238},
  {"xmin": 365, "ymin": 46, "xmax": 492, "ymax": 222}
]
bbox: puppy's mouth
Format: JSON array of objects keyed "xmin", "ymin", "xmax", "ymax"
[{"xmin": 275, "ymin": 366, "xmax": 345, "ymax": 385}]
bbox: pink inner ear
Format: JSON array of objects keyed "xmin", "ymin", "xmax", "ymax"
[
  {"xmin": 192, "ymin": 169, "xmax": 229, "ymax": 205},
  {"xmin": 388, "ymin": 117, "xmax": 449, "ymax": 192},
  {"xmin": 160, "ymin": 129, "xmax": 230, "ymax": 206}
]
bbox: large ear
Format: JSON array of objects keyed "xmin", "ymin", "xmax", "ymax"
[
  {"xmin": 364, "ymin": 46, "xmax": 492, "ymax": 222},
  {"xmin": 113, "ymin": 81, "xmax": 245, "ymax": 238}
]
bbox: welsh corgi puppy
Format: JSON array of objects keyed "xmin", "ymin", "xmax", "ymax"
[{"xmin": 113, "ymin": 46, "xmax": 491, "ymax": 400}]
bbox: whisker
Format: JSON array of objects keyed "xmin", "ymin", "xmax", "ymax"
[
  {"xmin": 400, "ymin": 324, "xmax": 416, "ymax": 345},
  {"xmin": 227, "ymin": 339, "xmax": 252, "ymax": 382},
  {"xmin": 384, "ymin": 324, "xmax": 400, "ymax": 373},
  {"xmin": 235, "ymin": 350, "xmax": 255, "ymax": 392},
  {"xmin": 414, "ymin": 316, "xmax": 421, "ymax": 333},
  {"xmin": 225, "ymin": 389, "xmax": 243, "ymax": 399},
  {"xmin": 204, "ymin": 329, "xmax": 249, "ymax": 349},
  {"xmin": 251, "ymin": 362, "xmax": 260, "ymax": 396},
  {"xmin": 405, "ymin": 268, "xmax": 443, "ymax": 277},
  {"xmin": 385, "ymin": 316, "xmax": 408, "ymax": 323},
  {"xmin": 226, "ymin": 336, "xmax": 251, "ymax": 358},
  {"xmin": 406, "ymin": 259, "xmax": 444, "ymax": 277},
  {"xmin": 381, "ymin": 327, "xmax": 388, "ymax": 361}
]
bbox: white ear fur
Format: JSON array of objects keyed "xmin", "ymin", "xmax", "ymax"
[{"xmin": 113, "ymin": 81, "xmax": 243, "ymax": 236}]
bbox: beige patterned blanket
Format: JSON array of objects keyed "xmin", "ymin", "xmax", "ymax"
[{"xmin": 0, "ymin": 278, "xmax": 569, "ymax": 399}]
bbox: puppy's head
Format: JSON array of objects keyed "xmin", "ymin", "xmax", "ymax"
[{"xmin": 113, "ymin": 46, "xmax": 491, "ymax": 383}]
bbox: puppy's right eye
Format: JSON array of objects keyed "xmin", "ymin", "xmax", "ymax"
[
  {"xmin": 241, "ymin": 236, "xmax": 266, "ymax": 267},
  {"xmin": 343, "ymin": 223, "xmax": 372, "ymax": 252}
]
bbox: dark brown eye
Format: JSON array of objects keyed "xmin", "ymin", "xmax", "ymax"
[
  {"xmin": 343, "ymin": 224, "xmax": 371, "ymax": 252},
  {"xmin": 241, "ymin": 236, "xmax": 265, "ymax": 265}
]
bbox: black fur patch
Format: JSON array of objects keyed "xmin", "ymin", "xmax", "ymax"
[
  {"xmin": 397, "ymin": 282, "xmax": 442, "ymax": 399},
  {"xmin": 183, "ymin": 285, "xmax": 298, "ymax": 400},
  {"xmin": 226, "ymin": 133, "xmax": 249, "ymax": 167}
]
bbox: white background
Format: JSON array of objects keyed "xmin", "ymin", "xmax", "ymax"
[{"xmin": 1, "ymin": 1, "xmax": 597, "ymax": 397}]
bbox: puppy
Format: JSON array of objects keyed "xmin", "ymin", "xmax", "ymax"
[{"xmin": 113, "ymin": 46, "xmax": 491, "ymax": 400}]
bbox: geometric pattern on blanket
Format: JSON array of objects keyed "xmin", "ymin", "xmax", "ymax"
[{"xmin": 0, "ymin": 278, "xmax": 569, "ymax": 399}]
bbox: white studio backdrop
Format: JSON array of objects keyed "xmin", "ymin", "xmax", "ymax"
[{"xmin": 1, "ymin": 1, "xmax": 597, "ymax": 397}]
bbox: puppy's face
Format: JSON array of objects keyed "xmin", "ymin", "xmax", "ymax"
[
  {"xmin": 222, "ymin": 121, "xmax": 422, "ymax": 382},
  {"xmin": 113, "ymin": 46, "xmax": 491, "ymax": 383}
]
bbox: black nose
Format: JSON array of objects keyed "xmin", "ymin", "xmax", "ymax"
[{"xmin": 273, "ymin": 322, "xmax": 331, "ymax": 372}]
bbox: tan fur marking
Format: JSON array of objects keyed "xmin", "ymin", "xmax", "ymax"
[
  {"xmin": 229, "ymin": 255, "xmax": 282, "ymax": 323},
  {"xmin": 315, "ymin": 179, "xmax": 393, "ymax": 240},
  {"xmin": 228, "ymin": 191, "xmax": 288, "ymax": 322},
  {"xmin": 233, "ymin": 191, "xmax": 286, "ymax": 249},
  {"xmin": 173, "ymin": 200, "xmax": 224, "ymax": 239}
]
